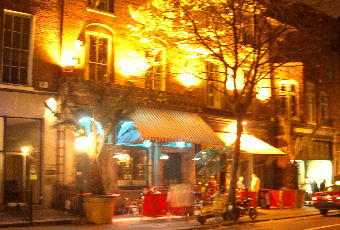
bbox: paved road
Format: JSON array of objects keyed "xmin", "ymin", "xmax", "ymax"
[{"xmin": 216, "ymin": 212, "xmax": 340, "ymax": 230}]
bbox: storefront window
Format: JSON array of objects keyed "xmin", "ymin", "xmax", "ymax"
[
  {"xmin": 1, "ymin": 117, "xmax": 41, "ymax": 204},
  {"xmin": 116, "ymin": 149, "xmax": 147, "ymax": 189}
]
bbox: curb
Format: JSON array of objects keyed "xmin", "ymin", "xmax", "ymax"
[{"xmin": 0, "ymin": 218, "xmax": 81, "ymax": 228}]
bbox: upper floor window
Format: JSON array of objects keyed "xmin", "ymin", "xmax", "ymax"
[
  {"xmin": 206, "ymin": 62, "xmax": 223, "ymax": 109},
  {"xmin": 145, "ymin": 50, "xmax": 165, "ymax": 91},
  {"xmin": 319, "ymin": 91, "xmax": 329, "ymax": 123},
  {"xmin": 88, "ymin": 0, "xmax": 114, "ymax": 13},
  {"xmin": 279, "ymin": 80, "xmax": 299, "ymax": 119},
  {"xmin": 85, "ymin": 32, "xmax": 112, "ymax": 82},
  {"xmin": 305, "ymin": 81, "xmax": 316, "ymax": 124},
  {"xmin": 2, "ymin": 10, "xmax": 32, "ymax": 85}
]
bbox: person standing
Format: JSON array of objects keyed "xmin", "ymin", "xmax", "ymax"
[
  {"xmin": 237, "ymin": 176, "xmax": 245, "ymax": 190},
  {"xmin": 320, "ymin": 179, "xmax": 326, "ymax": 191},
  {"xmin": 251, "ymin": 174, "xmax": 261, "ymax": 192},
  {"xmin": 250, "ymin": 174, "xmax": 261, "ymax": 207},
  {"xmin": 311, "ymin": 180, "xmax": 319, "ymax": 194}
]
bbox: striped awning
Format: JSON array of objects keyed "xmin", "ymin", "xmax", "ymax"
[
  {"xmin": 128, "ymin": 107, "xmax": 224, "ymax": 146},
  {"xmin": 216, "ymin": 132, "xmax": 286, "ymax": 155}
]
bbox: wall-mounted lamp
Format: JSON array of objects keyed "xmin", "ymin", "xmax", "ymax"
[
  {"xmin": 160, "ymin": 153, "xmax": 169, "ymax": 160},
  {"xmin": 75, "ymin": 40, "xmax": 84, "ymax": 50}
]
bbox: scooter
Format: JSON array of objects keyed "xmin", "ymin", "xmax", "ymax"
[
  {"xmin": 228, "ymin": 196, "xmax": 257, "ymax": 221},
  {"xmin": 194, "ymin": 192, "xmax": 229, "ymax": 224}
]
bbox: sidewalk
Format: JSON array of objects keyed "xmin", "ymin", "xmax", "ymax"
[
  {"xmin": 0, "ymin": 206, "xmax": 329, "ymax": 229},
  {"xmin": 0, "ymin": 208, "xmax": 81, "ymax": 228},
  {"xmin": 109, "ymin": 206, "xmax": 327, "ymax": 230}
]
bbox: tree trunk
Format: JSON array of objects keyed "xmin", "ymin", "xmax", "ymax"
[{"xmin": 227, "ymin": 115, "xmax": 243, "ymax": 206}]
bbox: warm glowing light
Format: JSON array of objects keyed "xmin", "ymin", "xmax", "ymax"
[
  {"xmin": 21, "ymin": 146, "xmax": 31, "ymax": 155},
  {"xmin": 46, "ymin": 98, "xmax": 56, "ymax": 111},
  {"xmin": 311, "ymin": 196, "xmax": 318, "ymax": 201},
  {"xmin": 75, "ymin": 134, "xmax": 92, "ymax": 152},
  {"xmin": 192, "ymin": 157, "xmax": 201, "ymax": 161},
  {"xmin": 117, "ymin": 52, "xmax": 151, "ymax": 76},
  {"xmin": 61, "ymin": 51, "xmax": 78, "ymax": 67},
  {"xmin": 178, "ymin": 72, "xmax": 200, "ymax": 87},
  {"xmin": 113, "ymin": 153, "xmax": 130, "ymax": 162},
  {"xmin": 75, "ymin": 40, "xmax": 84, "ymax": 50},
  {"xmin": 226, "ymin": 68, "xmax": 245, "ymax": 90},
  {"xmin": 217, "ymin": 132, "xmax": 286, "ymax": 155},
  {"xmin": 256, "ymin": 78, "xmax": 271, "ymax": 101},
  {"xmin": 160, "ymin": 154, "xmax": 169, "ymax": 160},
  {"xmin": 242, "ymin": 121, "xmax": 247, "ymax": 125}
]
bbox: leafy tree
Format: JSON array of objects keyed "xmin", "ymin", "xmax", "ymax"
[
  {"xmin": 46, "ymin": 79, "xmax": 134, "ymax": 195},
  {"xmin": 128, "ymin": 0, "xmax": 298, "ymax": 206}
]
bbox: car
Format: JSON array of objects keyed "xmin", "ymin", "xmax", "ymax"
[{"xmin": 312, "ymin": 185, "xmax": 340, "ymax": 216}]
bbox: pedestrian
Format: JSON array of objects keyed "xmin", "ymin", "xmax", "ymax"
[
  {"xmin": 311, "ymin": 180, "xmax": 319, "ymax": 194},
  {"xmin": 237, "ymin": 176, "xmax": 245, "ymax": 190},
  {"xmin": 250, "ymin": 173, "xmax": 260, "ymax": 192},
  {"xmin": 320, "ymin": 179, "xmax": 326, "ymax": 191}
]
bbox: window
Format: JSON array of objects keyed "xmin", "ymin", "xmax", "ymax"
[
  {"xmin": 206, "ymin": 62, "xmax": 223, "ymax": 109},
  {"xmin": 116, "ymin": 149, "xmax": 147, "ymax": 188},
  {"xmin": 305, "ymin": 82, "xmax": 316, "ymax": 123},
  {"xmin": 0, "ymin": 117, "xmax": 42, "ymax": 204},
  {"xmin": 279, "ymin": 80, "xmax": 299, "ymax": 119},
  {"xmin": 319, "ymin": 91, "xmax": 329, "ymax": 123},
  {"xmin": 88, "ymin": 0, "xmax": 114, "ymax": 13},
  {"xmin": 85, "ymin": 33, "xmax": 111, "ymax": 82},
  {"xmin": 145, "ymin": 50, "xmax": 165, "ymax": 91},
  {"xmin": 2, "ymin": 11, "xmax": 32, "ymax": 85}
]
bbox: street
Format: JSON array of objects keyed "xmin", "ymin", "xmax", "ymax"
[
  {"xmin": 5, "ymin": 212, "xmax": 340, "ymax": 230},
  {"xmin": 217, "ymin": 213, "xmax": 340, "ymax": 230}
]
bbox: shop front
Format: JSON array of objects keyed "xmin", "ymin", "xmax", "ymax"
[
  {"xmin": 110, "ymin": 107, "xmax": 224, "ymax": 211},
  {"xmin": 292, "ymin": 126, "xmax": 334, "ymax": 192}
]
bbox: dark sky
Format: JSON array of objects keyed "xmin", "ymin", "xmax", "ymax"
[{"xmin": 302, "ymin": 0, "xmax": 340, "ymax": 18}]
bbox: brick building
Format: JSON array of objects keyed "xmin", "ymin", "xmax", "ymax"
[{"xmin": 0, "ymin": 0, "xmax": 340, "ymax": 210}]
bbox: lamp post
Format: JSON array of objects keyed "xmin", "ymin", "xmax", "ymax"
[
  {"xmin": 21, "ymin": 146, "xmax": 32, "ymax": 223},
  {"xmin": 75, "ymin": 134, "xmax": 91, "ymax": 217}
]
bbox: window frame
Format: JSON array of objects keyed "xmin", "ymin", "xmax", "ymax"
[
  {"xmin": 305, "ymin": 81, "xmax": 316, "ymax": 124},
  {"xmin": 206, "ymin": 61, "xmax": 223, "ymax": 109},
  {"xmin": 88, "ymin": 0, "xmax": 114, "ymax": 13},
  {"xmin": 319, "ymin": 91, "xmax": 329, "ymax": 123},
  {"xmin": 2, "ymin": 10, "xmax": 33, "ymax": 86},
  {"xmin": 144, "ymin": 49, "xmax": 166, "ymax": 91},
  {"xmin": 279, "ymin": 80, "xmax": 299, "ymax": 119},
  {"xmin": 85, "ymin": 31, "xmax": 112, "ymax": 83}
]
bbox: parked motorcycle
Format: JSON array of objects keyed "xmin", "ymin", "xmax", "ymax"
[{"xmin": 228, "ymin": 195, "xmax": 257, "ymax": 221}]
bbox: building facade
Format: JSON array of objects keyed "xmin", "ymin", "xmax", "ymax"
[{"xmin": 1, "ymin": 0, "xmax": 340, "ymax": 210}]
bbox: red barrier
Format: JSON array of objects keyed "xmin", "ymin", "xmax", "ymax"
[
  {"xmin": 282, "ymin": 190, "xmax": 295, "ymax": 208},
  {"xmin": 237, "ymin": 190, "xmax": 257, "ymax": 207},
  {"xmin": 142, "ymin": 194, "xmax": 167, "ymax": 217},
  {"xmin": 269, "ymin": 190, "xmax": 280, "ymax": 208}
]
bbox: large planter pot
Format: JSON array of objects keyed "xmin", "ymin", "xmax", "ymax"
[{"xmin": 83, "ymin": 194, "xmax": 115, "ymax": 224}]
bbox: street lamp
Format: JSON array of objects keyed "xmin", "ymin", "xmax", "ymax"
[
  {"xmin": 75, "ymin": 133, "xmax": 91, "ymax": 217},
  {"xmin": 21, "ymin": 146, "xmax": 32, "ymax": 223}
]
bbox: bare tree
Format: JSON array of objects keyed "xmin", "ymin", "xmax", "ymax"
[{"xmin": 128, "ymin": 0, "xmax": 301, "ymax": 206}]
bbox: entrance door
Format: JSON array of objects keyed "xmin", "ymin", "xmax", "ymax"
[
  {"xmin": 163, "ymin": 153, "xmax": 181, "ymax": 186},
  {"xmin": 4, "ymin": 153, "xmax": 26, "ymax": 204}
]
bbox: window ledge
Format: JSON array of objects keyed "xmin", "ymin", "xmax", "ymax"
[
  {"xmin": 86, "ymin": 8, "xmax": 116, "ymax": 18},
  {"xmin": 0, "ymin": 84, "xmax": 34, "ymax": 91}
]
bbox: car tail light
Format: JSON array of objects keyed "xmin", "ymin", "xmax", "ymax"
[
  {"xmin": 311, "ymin": 196, "xmax": 318, "ymax": 201},
  {"xmin": 336, "ymin": 196, "xmax": 340, "ymax": 201}
]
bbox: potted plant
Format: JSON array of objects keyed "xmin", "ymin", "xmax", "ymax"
[{"xmin": 46, "ymin": 79, "xmax": 134, "ymax": 223}]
